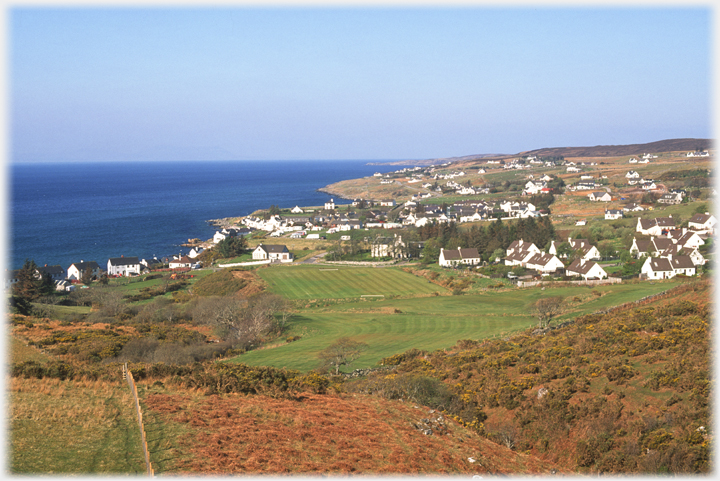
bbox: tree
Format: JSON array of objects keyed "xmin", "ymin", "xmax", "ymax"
[
  {"xmin": 81, "ymin": 266, "xmax": 95, "ymax": 285},
  {"xmin": 533, "ymin": 296, "xmax": 563, "ymax": 328},
  {"xmin": 12, "ymin": 259, "xmax": 42, "ymax": 302},
  {"xmin": 318, "ymin": 337, "xmax": 369, "ymax": 375},
  {"xmin": 217, "ymin": 236, "xmax": 248, "ymax": 259}
]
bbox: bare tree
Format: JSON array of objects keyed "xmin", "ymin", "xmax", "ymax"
[
  {"xmin": 192, "ymin": 296, "xmax": 249, "ymax": 340},
  {"xmin": 533, "ymin": 296, "xmax": 564, "ymax": 328},
  {"xmin": 318, "ymin": 337, "xmax": 369, "ymax": 375}
]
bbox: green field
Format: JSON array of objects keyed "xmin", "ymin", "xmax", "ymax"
[
  {"xmin": 10, "ymin": 378, "xmax": 146, "ymax": 474},
  {"xmin": 232, "ymin": 269, "xmax": 681, "ymax": 371},
  {"xmin": 258, "ymin": 264, "xmax": 447, "ymax": 299}
]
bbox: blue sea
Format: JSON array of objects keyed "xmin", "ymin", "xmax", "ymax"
[{"xmin": 7, "ymin": 160, "xmax": 401, "ymax": 271}]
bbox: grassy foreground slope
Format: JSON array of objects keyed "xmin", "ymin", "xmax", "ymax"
[
  {"xmin": 9, "ymin": 377, "xmax": 146, "ymax": 474},
  {"xmin": 233, "ymin": 272, "xmax": 681, "ymax": 371}
]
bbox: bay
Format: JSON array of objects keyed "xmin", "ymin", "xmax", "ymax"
[{"xmin": 8, "ymin": 160, "xmax": 399, "ymax": 271}]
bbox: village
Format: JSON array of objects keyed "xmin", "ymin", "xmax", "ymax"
[{"xmin": 8, "ymin": 148, "xmax": 713, "ymax": 291}]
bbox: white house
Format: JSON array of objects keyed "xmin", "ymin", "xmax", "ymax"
[
  {"xmin": 291, "ymin": 205, "xmax": 304, "ymax": 213},
  {"xmin": 67, "ymin": 260, "xmax": 100, "ymax": 281},
  {"xmin": 506, "ymin": 239, "xmax": 540, "ymax": 257},
  {"xmin": 605, "ymin": 209, "xmax": 623, "ymax": 220},
  {"xmin": 657, "ymin": 193, "xmax": 683, "ymax": 205},
  {"xmin": 371, "ymin": 234, "xmax": 406, "ymax": 258},
  {"xmin": 439, "ymin": 247, "xmax": 482, "ymax": 267},
  {"xmin": 661, "ymin": 244, "xmax": 705, "ymax": 266},
  {"xmin": 688, "ymin": 213, "xmax": 717, "ymax": 234},
  {"xmin": 629, "ymin": 157, "xmax": 638, "ymax": 164},
  {"xmin": 107, "ymin": 256, "xmax": 142, "ymax": 277},
  {"xmin": 640, "ymin": 181, "xmax": 657, "ymax": 191},
  {"xmin": 569, "ymin": 238, "xmax": 602, "ymax": 261},
  {"xmin": 525, "ymin": 252, "xmax": 565, "ymax": 274},
  {"xmin": 623, "ymin": 202, "xmax": 645, "ymax": 212},
  {"xmin": 252, "ymin": 244, "xmax": 294, "ymax": 263},
  {"xmin": 213, "ymin": 228, "xmax": 239, "ymax": 243},
  {"xmin": 626, "ymin": 171, "xmax": 640, "ymax": 179},
  {"xmin": 188, "ymin": 247, "xmax": 204, "ymax": 259},
  {"xmin": 637, "ymin": 217, "xmax": 676, "ymax": 236},
  {"xmin": 169, "ymin": 256, "xmax": 194, "ymax": 269},
  {"xmin": 669, "ymin": 230, "xmax": 705, "ymax": 250},
  {"xmin": 566, "ymin": 259, "xmax": 607, "ymax": 280},
  {"xmin": 588, "ymin": 192, "xmax": 612, "ymax": 202},
  {"xmin": 324, "ymin": 199, "xmax": 336, "ymax": 210},
  {"xmin": 641, "ymin": 257, "xmax": 675, "ymax": 280},
  {"xmin": 641, "ymin": 255, "xmax": 696, "ymax": 279}
]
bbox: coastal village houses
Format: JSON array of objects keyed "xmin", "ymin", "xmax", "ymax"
[
  {"xmin": 688, "ymin": 213, "xmax": 717, "ymax": 235},
  {"xmin": 566, "ymin": 259, "xmax": 608, "ymax": 280},
  {"xmin": 252, "ymin": 244, "xmax": 294, "ymax": 263},
  {"xmin": 67, "ymin": 261, "xmax": 102, "ymax": 281},
  {"xmin": 439, "ymin": 247, "xmax": 481, "ymax": 267},
  {"xmin": 107, "ymin": 256, "xmax": 142, "ymax": 277}
]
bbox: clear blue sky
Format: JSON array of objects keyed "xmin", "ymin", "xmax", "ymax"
[{"xmin": 9, "ymin": 6, "xmax": 713, "ymax": 162}]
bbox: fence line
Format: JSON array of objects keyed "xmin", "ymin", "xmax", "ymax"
[
  {"xmin": 123, "ymin": 363, "xmax": 154, "ymax": 477},
  {"xmin": 517, "ymin": 277, "xmax": 623, "ymax": 288}
]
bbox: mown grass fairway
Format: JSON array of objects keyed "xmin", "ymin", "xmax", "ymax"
[
  {"xmin": 258, "ymin": 265, "xmax": 447, "ymax": 299},
  {"xmin": 231, "ymin": 278, "xmax": 681, "ymax": 372}
]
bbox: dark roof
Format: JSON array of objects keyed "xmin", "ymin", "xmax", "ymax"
[
  {"xmin": 256, "ymin": 244, "xmax": 289, "ymax": 254},
  {"xmin": 70, "ymin": 261, "xmax": 100, "ymax": 271},
  {"xmin": 689, "ymin": 213, "xmax": 713, "ymax": 225},
  {"xmin": 670, "ymin": 255, "xmax": 695, "ymax": 270},
  {"xmin": 569, "ymin": 238, "xmax": 591, "ymax": 249},
  {"xmin": 677, "ymin": 231, "xmax": 702, "ymax": 246},
  {"xmin": 634, "ymin": 239, "xmax": 652, "ymax": 253},
  {"xmin": 646, "ymin": 258, "xmax": 673, "ymax": 272},
  {"xmin": 442, "ymin": 247, "xmax": 480, "ymax": 260},
  {"xmin": 651, "ymin": 238, "xmax": 673, "ymax": 251},
  {"xmin": 37, "ymin": 265, "xmax": 65, "ymax": 276},
  {"xmin": 655, "ymin": 217, "xmax": 675, "ymax": 227},
  {"xmin": 108, "ymin": 257, "xmax": 140, "ymax": 266},
  {"xmin": 526, "ymin": 252, "xmax": 558, "ymax": 267},
  {"xmin": 567, "ymin": 259, "xmax": 599, "ymax": 276}
]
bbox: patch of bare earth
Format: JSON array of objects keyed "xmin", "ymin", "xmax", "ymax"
[
  {"xmin": 143, "ymin": 391, "xmax": 561, "ymax": 475},
  {"xmin": 231, "ymin": 270, "xmax": 266, "ymax": 297}
]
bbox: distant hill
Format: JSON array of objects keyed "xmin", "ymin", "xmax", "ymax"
[
  {"xmin": 374, "ymin": 138, "xmax": 713, "ymax": 166},
  {"xmin": 519, "ymin": 138, "xmax": 713, "ymax": 158}
]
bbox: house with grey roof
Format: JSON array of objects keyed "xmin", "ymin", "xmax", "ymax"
[
  {"xmin": 252, "ymin": 244, "xmax": 293, "ymax": 263},
  {"xmin": 67, "ymin": 260, "xmax": 102, "ymax": 281},
  {"xmin": 439, "ymin": 247, "xmax": 481, "ymax": 267},
  {"xmin": 108, "ymin": 256, "xmax": 141, "ymax": 277},
  {"xmin": 566, "ymin": 259, "xmax": 607, "ymax": 280}
]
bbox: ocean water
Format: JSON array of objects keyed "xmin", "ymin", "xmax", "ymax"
[{"xmin": 7, "ymin": 160, "xmax": 400, "ymax": 271}]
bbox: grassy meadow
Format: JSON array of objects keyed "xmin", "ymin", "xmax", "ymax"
[{"xmin": 9, "ymin": 377, "xmax": 146, "ymax": 474}]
